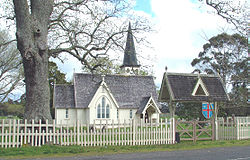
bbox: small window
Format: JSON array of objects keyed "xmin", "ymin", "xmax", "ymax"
[
  {"xmin": 140, "ymin": 114, "xmax": 143, "ymax": 119},
  {"xmin": 130, "ymin": 109, "xmax": 132, "ymax": 119},
  {"xmin": 117, "ymin": 109, "xmax": 119, "ymax": 119},
  {"xmin": 65, "ymin": 109, "xmax": 69, "ymax": 119}
]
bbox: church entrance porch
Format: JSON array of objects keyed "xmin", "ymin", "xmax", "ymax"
[{"xmin": 137, "ymin": 96, "xmax": 161, "ymax": 124}]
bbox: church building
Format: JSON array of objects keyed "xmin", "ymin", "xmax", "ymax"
[{"xmin": 54, "ymin": 23, "xmax": 161, "ymax": 125}]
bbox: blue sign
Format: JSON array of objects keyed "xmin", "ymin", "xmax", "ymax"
[{"xmin": 202, "ymin": 103, "xmax": 214, "ymax": 119}]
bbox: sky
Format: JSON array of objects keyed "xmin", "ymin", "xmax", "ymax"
[
  {"xmin": 133, "ymin": 0, "xmax": 232, "ymax": 86},
  {"xmin": 53, "ymin": 0, "xmax": 231, "ymax": 87},
  {"xmin": 5, "ymin": 0, "xmax": 236, "ymax": 100}
]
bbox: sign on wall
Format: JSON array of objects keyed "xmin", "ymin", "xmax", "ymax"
[{"xmin": 202, "ymin": 103, "xmax": 214, "ymax": 119}]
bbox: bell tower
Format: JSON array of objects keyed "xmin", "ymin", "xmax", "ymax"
[{"xmin": 121, "ymin": 22, "xmax": 140, "ymax": 75}]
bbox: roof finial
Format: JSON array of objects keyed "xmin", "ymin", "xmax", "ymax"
[
  {"xmin": 101, "ymin": 75, "xmax": 105, "ymax": 82},
  {"xmin": 165, "ymin": 66, "xmax": 168, "ymax": 72}
]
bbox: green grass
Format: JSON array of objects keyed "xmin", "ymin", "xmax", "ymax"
[
  {"xmin": 0, "ymin": 116, "xmax": 20, "ymax": 120},
  {"xmin": 0, "ymin": 139, "xmax": 249, "ymax": 159}
]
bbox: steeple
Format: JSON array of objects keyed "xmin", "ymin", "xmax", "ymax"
[{"xmin": 121, "ymin": 22, "xmax": 140, "ymax": 74}]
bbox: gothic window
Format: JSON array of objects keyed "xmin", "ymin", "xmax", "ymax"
[
  {"xmin": 102, "ymin": 97, "xmax": 105, "ymax": 118},
  {"xmin": 97, "ymin": 96, "xmax": 111, "ymax": 119},
  {"xmin": 97, "ymin": 104, "xmax": 101, "ymax": 118},
  {"xmin": 106, "ymin": 104, "xmax": 110, "ymax": 118}
]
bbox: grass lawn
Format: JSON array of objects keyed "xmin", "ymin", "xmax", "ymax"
[{"xmin": 0, "ymin": 139, "xmax": 249, "ymax": 159}]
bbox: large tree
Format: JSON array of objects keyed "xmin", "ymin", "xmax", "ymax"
[
  {"xmin": 3, "ymin": 0, "xmax": 152, "ymax": 122},
  {"xmin": 201, "ymin": 0, "xmax": 247, "ymax": 35},
  {"xmin": 12, "ymin": 0, "xmax": 54, "ymax": 122},
  {"xmin": 191, "ymin": 33, "xmax": 248, "ymax": 110}
]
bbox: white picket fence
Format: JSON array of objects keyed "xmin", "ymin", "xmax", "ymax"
[
  {"xmin": 217, "ymin": 117, "xmax": 250, "ymax": 140},
  {"xmin": 0, "ymin": 118, "xmax": 175, "ymax": 148}
]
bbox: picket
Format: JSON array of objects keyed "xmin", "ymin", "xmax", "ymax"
[
  {"xmin": 0, "ymin": 118, "xmax": 175, "ymax": 148},
  {"xmin": 217, "ymin": 117, "xmax": 250, "ymax": 140}
]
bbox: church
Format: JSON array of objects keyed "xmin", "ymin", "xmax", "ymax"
[{"xmin": 54, "ymin": 23, "xmax": 162, "ymax": 125}]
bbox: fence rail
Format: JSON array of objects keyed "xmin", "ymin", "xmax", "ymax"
[
  {"xmin": 175, "ymin": 119, "xmax": 214, "ymax": 142},
  {"xmin": 217, "ymin": 117, "xmax": 250, "ymax": 140},
  {"xmin": 0, "ymin": 118, "xmax": 175, "ymax": 148}
]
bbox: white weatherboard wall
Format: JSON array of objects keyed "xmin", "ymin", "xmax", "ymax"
[
  {"xmin": 55, "ymin": 83, "xmax": 160, "ymax": 125},
  {"xmin": 56, "ymin": 108, "xmax": 77, "ymax": 125},
  {"xmin": 119, "ymin": 109, "xmax": 138, "ymax": 122}
]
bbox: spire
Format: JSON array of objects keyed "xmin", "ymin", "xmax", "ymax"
[{"xmin": 121, "ymin": 22, "xmax": 140, "ymax": 68}]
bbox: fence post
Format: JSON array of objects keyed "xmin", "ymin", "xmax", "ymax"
[
  {"xmin": 236, "ymin": 118, "xmax": 239, "ymax": 140},
  {"xmin": 17, "ymin": 120, "xmax": 20, "ymax": 147},
  {"xmin": 31, "ymin": 119, "xmax": 34, "ymax": 146},
  {"xmin": 53, "ymin": 120, "xmax": 56, "ymax": 144},
  {"xmin": 12, "ymin": 119, "xmax": 16, "ymax": 147},
  {"xmin": 39, "ymin": 119, "xmax": 42, "ymax": 146},
  {"xmin": 215, "ymin": 116, "xmax": 218, "ymax": 140},
  {"xmin": 173, "ymin": 118, "xmax": 175, "ymax": 144},
  {"xmin": 77, "ymin": 120, "xmax": 80, "ymax": 145},
  {"xmin": 212, "ymin": 119, "xmax": 215, "ymax": 141},
  {"xmin": 193, "ymin": 121, "xmax": 196, "ymax": 143},
  {"xmin": 1, "ymin": 119, "xmax": 4, "ymax": 148},
  {"xmin": 112, "ymin": 119, "xmax": 114, "ymax": 146},
  {"xmin": 8, "ymin": 120, "xmax": 11, "ymax": 147},
  {"xmin": 133, "ymin": 119, "xmax": 135, "ymax": 145}
]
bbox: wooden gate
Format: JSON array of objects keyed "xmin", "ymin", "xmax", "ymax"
[{"xmin": 175, "ymin": 119, "xmax": 215, "ymax": 142}]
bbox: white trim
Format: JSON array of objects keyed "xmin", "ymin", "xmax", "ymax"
[
  {"xmin": 88, "ymin": 81, "xmax": 119, "ymax": 109},
  {"xmin": 158, "ymin": 72, "xmax": 175, "ymax": 102},
  {"xmin": 192, "ymin": 78, "xmax": 209, "ymax": 96},
  {"xmin": 142, "ymin": 96, "xmax": 161, "ymax": 114}
]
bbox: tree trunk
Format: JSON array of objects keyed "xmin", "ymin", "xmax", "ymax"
[{"xmin": 13, "ymin": 0, "xmax": 54, "ymax": 122}]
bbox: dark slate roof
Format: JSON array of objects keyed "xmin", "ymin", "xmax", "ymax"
[
  {"xmin": 160, "ymin": 73, "xmax": 229, "ymax": 102},
  {"xmin": 54, "ymin": 85, "xmax": 75, "ymax": 108},
  {"xmin": 121, "ymin": 23, "xmax": 140, "ymax": 68},
  {"xmin": 55, "ymin": 73, "xmax": 159, "ymax": 109},
  {"xmin": 136, "ymin": 97, "xmax": 151, "ymax": 114},
  {"xmin": 73, "ymin": 74, "xmax": 100, "ymax": 108}
]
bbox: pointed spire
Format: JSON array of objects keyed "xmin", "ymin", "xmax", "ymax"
[{"xmin": 121, "ymin": 22, "xmax": 140, "ymax": 68}]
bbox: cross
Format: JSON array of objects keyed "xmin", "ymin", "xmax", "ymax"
[{"xmin": 203, "ymin": 104, "xmax": 213, "ymax": 118}]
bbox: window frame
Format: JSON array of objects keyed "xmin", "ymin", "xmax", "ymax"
[
  {"xmin": 96, "ymin": 96, "xmax": 111, "ymax": 119},
  {"xmin": 65, "ymin": 108, "xmax": 69, "ymax": 119},
  {"xmin": 129, "ymin": 109, "xmax": 133, "ymax": 119}
]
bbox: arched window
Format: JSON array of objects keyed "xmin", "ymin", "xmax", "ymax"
[
  {"xmin": 97, "ymin": 96, "xmax": 111, "ymax": 119},
  {"xmin": 106, "ymin": 104, "xmax": 110, "ymax": 118},
  {"xmin": 102, "ymin": 97, "xmax": 105, "ymax": 118},
  {"xmin": 97, "ymin": 104, "xmax": 101, "ymax": 118}
]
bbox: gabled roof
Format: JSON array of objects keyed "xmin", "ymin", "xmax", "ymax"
[
  {"xmin": 136, "ymin": 96, "xmax": 161, "ymax": 114},
  {"xmin": 192, "ymin": 77, "xmax": 209, "ymax": 96},
  {"xmin": 121, "ymin": 22, "xmax": 140, "ymax": 68},
  {"xmin": 159, "ymin": 72, "xmax": 229, "ymax": 102},
  {"xmin": 54, "ymin": 85, "xmax": 75, "ymax": 109},
  {"xmin": 55, "ymin": 73, "xmax": 159, "ymax": 109}
]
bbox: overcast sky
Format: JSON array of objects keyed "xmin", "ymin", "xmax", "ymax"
[
  {"xmin": 4, "ymin": 0, "xmax": 237, "ymax": 100},
  {"xmin": 53, "ymin": 0, "xmax": 233, "ymax": 87}
]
